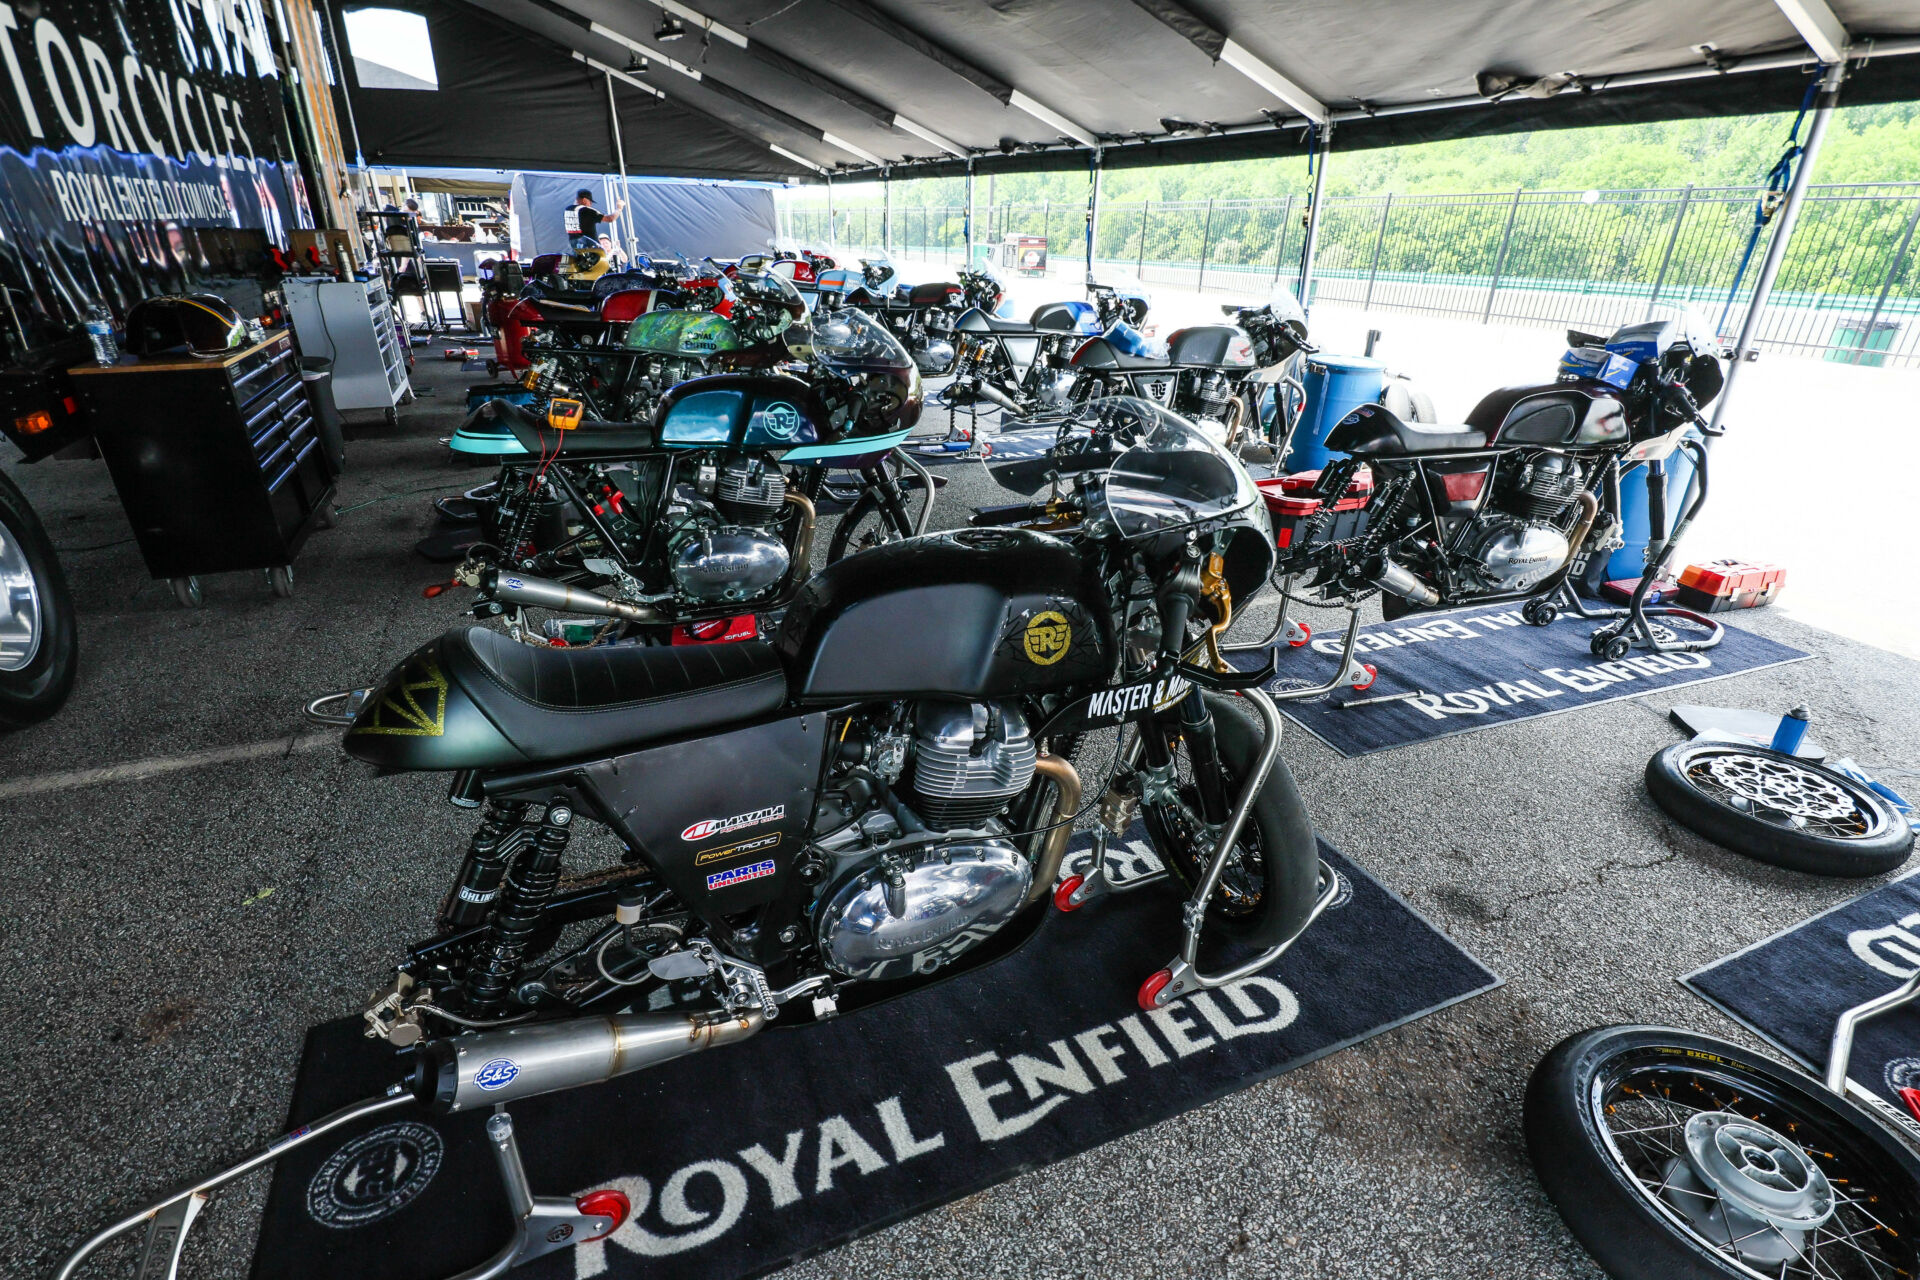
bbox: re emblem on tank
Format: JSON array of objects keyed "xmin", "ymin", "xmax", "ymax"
[
  {"xmin": 1022, "ymin": 610, "xmax": 1072, "ymax": 665},
  {"xmin": 352, "ymin": 652, "xmax": 448, "ymax": 737}
]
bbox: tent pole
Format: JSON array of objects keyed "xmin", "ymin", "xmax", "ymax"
[
  {"xmin": 314, "ymin": 0, "xmax": 376, "ymax": 213},
  {"xmin": 1709, "ymin": 61, "xmax": 1845, "ymax": 434},
  {"xmin": 1086, "ymin": 148, "xmax": 1103, "ymax": 289},
  {"xmin": 965, "ymin": 160, "xmax": 976, "ymax": 270},
  {"xmin": 605, "ymin": 72, "xmax": 635, "ymax": 263},
  {"xmin": 825, "ymin": 176, "xmax": 835, "ymax": 253},
  {"xmin": 1296, "ymin": 124, "xmax": 1330, "ymax": 307},
  {"xmin": 882, "ymin": 167, "xmax": 892, "ymax": 257}
]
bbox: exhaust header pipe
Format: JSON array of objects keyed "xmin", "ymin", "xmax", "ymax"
[
  {"xmin": 414, "ymin": 1008, "xmax": 764, "ymax": 1113},
  {"xmin": 1372, "ymin": 557, "xmax": 1441, "ymax": 606},
  {"xmin": 971, "ymin": 378, "xmax": 1026, "ymax": 416},
  {"xmin": 470, "ymin": 567, "xmax": 664, "ymax": 623}
]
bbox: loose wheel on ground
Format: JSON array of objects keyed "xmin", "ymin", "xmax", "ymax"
[
  {"xmin": 1526, "ymin": 1024, "xmax": 1920, "ymax": 1280},
  {"xmin": 0, "ymin": 468, "xmax": 78, "ymax": 729},
  {"xmin": 1646, "ymin": 741, "xmax": 1912, "ymax": 876}
]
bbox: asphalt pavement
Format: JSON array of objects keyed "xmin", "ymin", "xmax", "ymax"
[{"xmin": 3, "ymin": 352, "xmax": 1918, "ymax": 1279}]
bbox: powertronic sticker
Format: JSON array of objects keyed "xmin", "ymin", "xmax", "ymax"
[
  {"xmin": 695, "ymin": 833, "xmax": 781, "ymax": 866},
  {"xmin": 706, "ymin": 860, "xmax": 776, "ymax": 891}
]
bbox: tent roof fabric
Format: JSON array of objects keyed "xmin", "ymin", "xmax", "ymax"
[{"xmin": 336, "ymin": 0, "xmax": 1920, "ymax": 181}]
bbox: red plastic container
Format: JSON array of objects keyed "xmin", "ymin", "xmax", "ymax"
[{"xmin": 1257, "ymin": 467, "xmax": 1374, "ymax": 550}]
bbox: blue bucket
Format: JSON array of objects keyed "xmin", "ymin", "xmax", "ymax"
[
  {"xmin": 1286, "ymin": 354, "xmax": 1386, "ymax": 474},
  {"xmin": 1607, "ymin": 452, "xmax": 1698, "ymax": 581}
]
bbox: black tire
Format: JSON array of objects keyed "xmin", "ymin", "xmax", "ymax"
[
  {"xmin": 0, "ymin": 468, "xmax": 78, "ymax": 730},
  {"xmin": 1141, "ymin": 691, "xmax": 1320, "ymax": 950},
  {"xmin": 1647, "ymin": 741, "xmax": 1913, "ymax": 876},
  {"xmin": 826, "ymin": 488, "xmax": 913, "ymax": 565},
  {"xmin": 1525, "ymin": 1024, "xmax": 1920, "ymax": 1280}
]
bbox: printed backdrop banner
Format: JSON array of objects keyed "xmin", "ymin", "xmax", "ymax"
[{"xmin": 0, "ymin": 0, "xmax": 311, "ymax": 360}]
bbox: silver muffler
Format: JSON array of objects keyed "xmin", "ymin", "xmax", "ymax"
[
  {"xmin": 1373, "ymin": 557, "xmax": 1441, "ymax": 606},
  {"xmin": 970, "ymin": 378, "xmax": 1027, "ymax": 416},
  {"xmin": 420, "ymin": 1008, "xmax": 765, "ymax": 1112},
  {"xmin": 469, "ymin": 566, "xmax": 665, "ymax": 623}
]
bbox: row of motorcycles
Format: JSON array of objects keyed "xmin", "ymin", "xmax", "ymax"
[{"xmin": 64, "ymin": 235, "xmax": 1869, "ymax": 1280}]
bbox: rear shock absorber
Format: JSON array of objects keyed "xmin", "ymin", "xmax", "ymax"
[
  {"xmin": 465, "ymin": 803, "xmax": 574, "ymax": 1014},
  {"xmin": 439, "ymin": 799, "xmax": 532, "ymax": 933}
]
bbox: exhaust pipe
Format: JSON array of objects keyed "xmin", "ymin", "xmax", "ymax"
[
  {"xmin": 972, "ymin": 378, "xmax": 1027, "ymax": 416},
  {"xmin": 476, "ymin": 568, "xmax": 665, "ymax": 623},
  {"xmin": 415, "ymin": 1008, "xmax": 764, "ymax": 1113},
  {"xmin": 1373, "ymin": 558, "xmax": 1441, "ymax": 606},
  {"xmin": 1021, "ymin": 753, "xmax": 1084, "ymax": 909}
]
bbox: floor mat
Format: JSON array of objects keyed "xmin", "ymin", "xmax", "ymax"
[
  {"xmin": 251, "ymin": 836, "xmax": 1495, "ymax": 1280},
  {"xmin": 1230, "ymin": 606, "xmax": 1810, "ymax": 757},
  {"xmin": 1683, "ymin": 871, "xmax": 1920, "ymax": 1135}
]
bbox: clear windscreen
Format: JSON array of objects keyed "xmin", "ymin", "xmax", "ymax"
[
  {"xmin": 793, "ymin": 306, "xmax": 912, "ymax": 371},
  {"xmin": 1088, "ymin": 267, "xmax": 1151, "ymax": 301},
  {"xmin": 1078, "ymin": 398, "xmax": 1258, "ymax": 539},
  {"xmin": 1263, "ymin": 280, "xmax": 1309, "ymax": 330}
]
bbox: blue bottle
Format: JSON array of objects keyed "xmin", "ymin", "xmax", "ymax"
[{"xmin": 1770, "ymin": 705, "xmax": 1810, "ymax": 755}]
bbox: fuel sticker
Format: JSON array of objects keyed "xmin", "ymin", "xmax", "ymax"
[
  {"xmin": 1023, "ymin": 611, "xmax": 1072, "ymax": 665},
  {"xmin": 694, "ymin": 833, "xmax": 781, "ymax": 866}
]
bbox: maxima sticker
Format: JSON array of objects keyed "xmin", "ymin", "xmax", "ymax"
[
  {"xmin": 682, "ymin": 806, "xmax": 785, "ymax": 843},
  {"xmin": 706, "ymin": 860, "xmax": 777, "ymax": 891}
]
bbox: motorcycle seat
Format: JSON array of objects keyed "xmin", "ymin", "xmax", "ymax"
[
  {"xmin": 978, "ymin": 315, "xmax": 1036, "ymax": 334},
  {"xmin": 1325, "ymin": 403, "xmax": 1488, "ymax": 457},
  {"xmin": 475, "ymin": 400, "xmax": 657, "ymax": 458},
  {"xmin": 445, "ymin": 626, "xmax": 787, "ymax": 763}
]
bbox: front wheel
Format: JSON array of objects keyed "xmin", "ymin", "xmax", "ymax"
[
  {"xmin": 826, "ymin": 484, "xmax": 915, "ymax": 565},
  {"xmin": 1526, "ymin": 1024, "xmax": 1920, "ymax": 1280},
  {"xmin": 1139, "ymin": 691, "xmax": 1319, "ymax": 950},
  {"xmin": 0, "ymin": 468, "xmax": 77, "ymax": 730}
]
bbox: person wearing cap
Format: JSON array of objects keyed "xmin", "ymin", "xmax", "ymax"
[{"xmin": 564, "ymin": 188, "xmax": 623, "ymax": 251}]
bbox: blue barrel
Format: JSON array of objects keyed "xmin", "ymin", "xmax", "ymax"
[
  {"xmin": 1286, "ymin": 353, "xmax": 1386, "ymax": 474},
  {"xmin": 1606, "ymin": 451, "xmax": 1697, "ymax": 581}
]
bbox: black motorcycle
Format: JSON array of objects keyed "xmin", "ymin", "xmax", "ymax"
[{"xmin": 1276, "ymin": 308, "xmax": 1728, "ymax": 660}]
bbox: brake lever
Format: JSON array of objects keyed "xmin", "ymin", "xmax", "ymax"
[{"xmin": 1175, "ymin": 649, "xmax": 1276, "ymax": 691}]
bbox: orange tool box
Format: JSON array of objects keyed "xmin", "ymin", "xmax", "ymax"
[{"xmin": 1675, "ymin": 560, "xmax": 1785, "ymax": 612}]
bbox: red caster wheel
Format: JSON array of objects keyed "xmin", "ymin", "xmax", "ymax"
[
  {"xmin": 1351, "ymin": 663, "xmax": 1377, "ymax": 692},
  {"xmin": 1137, "ymin": 968, "xmax": 1173, "ymax": 1011},
  {"xmin": 1053, "ymin": 875, "xmax": 1086, "ymax": 913},
  {"xmin": 574, "ymin": 1189, "xmax": 632, "ymax": 1242},
  {"xmin": 1288, "ymin": 621, "xmax": 1312, "ymax": 648}
]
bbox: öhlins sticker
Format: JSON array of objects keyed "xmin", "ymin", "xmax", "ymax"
[
  {"xmin": 695, "ymin": 833, "xmax": 781, "ymax": 866},
  {"xmin": 1022, "ymin": 611, "xmax": 1072, "ymax": 665},
  {"xmin": 681, "ymin": 806, "xmax": 785, "ymax": 842}
]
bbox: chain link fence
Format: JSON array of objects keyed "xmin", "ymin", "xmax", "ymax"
[{"xmin": 783, "ymin": 183, "xmax": 1920, "ymax": 368}]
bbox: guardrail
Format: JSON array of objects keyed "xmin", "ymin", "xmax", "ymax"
[{"xmin": 783, "ymin": 183, "xmax": 1920, "ymax": 369}]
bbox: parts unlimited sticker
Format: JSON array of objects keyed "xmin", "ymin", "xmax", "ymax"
[
  {"xmin": 682, "ymin": 806, "xmax": 785, "ymax": 843},
  {"xmin": 695, "ymin": 832, "xmax": 781, "ymax": 866},
  {"xmin": 706, "ymin": 859, "xmax": 776, "ymax": 890}
]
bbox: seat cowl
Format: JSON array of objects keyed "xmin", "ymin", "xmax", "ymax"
[{"xmin": 1325, "ymin": 403, "xmax": 1488, "ymax": 457}]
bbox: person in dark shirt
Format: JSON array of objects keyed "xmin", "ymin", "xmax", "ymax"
[{"xmin": 564, "ymin": 188, "xmax": 624, "ymax": 250}]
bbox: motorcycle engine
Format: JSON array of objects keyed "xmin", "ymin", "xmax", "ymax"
[
  {"xmin": 1182, "ymin": 370, "xmax": 1235, "ymax": 424},
  {"xmin": 809, "ymin": 701, "xmax": 1039, "ymax": 981},
  {"xmin": 1458, "ymin": 452, "xmax": 1585, "ymax": 594},
  {"xmin": 666, "ymin": 456, "xmax": 790, "ymax": 603}
]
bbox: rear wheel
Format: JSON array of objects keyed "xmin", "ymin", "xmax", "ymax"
[
  {"xmin": 1526, "ymin": 1024, "xmax": 1920, "ymax": 1280},
  {"xmin": 0, "ymin": 468, "xmax": 77, "ymax": 730},
  {"xmin": 1140, "ymin": 691, "xmax": 1319, "ymax": 950}
]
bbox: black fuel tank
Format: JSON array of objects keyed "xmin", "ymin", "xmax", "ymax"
[
  {"xmin": 1466, "ymin": 384, "xmax": 1627, "ymax": 447},
  {"xmin": 1166, "ymin": 324, "xmax": 1255, "ymax": 369},
  {"xmin": 776, "ymin": 528, "xmax": 1111, "ymax": 703}
]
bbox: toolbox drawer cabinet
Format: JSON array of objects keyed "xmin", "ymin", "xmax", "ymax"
[{"xmin": 71, "ymin": 331, "xmax": 338, "ymax": 604}]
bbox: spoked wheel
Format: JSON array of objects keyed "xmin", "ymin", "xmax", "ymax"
[
  {"xmin": 1647, "ymin": 742, "xmax": 1913, "ymax": 876},
  {"xmin": 1527, "ymin": 1025, "xmax": 1920, "ymax": 1280},
  {"xmin": 826, "ymin": 465, "xmax": 918, "ymax": 565},
  {"xmin": 1138, "ymin": 691, "xmax": 1319, "ymax": 951}
]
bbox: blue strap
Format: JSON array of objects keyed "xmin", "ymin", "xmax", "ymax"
[{"xmin": 1717, "ymin": 70, "xmax": 1824, "ymax": 333}]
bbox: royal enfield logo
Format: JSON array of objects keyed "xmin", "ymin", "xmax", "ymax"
[
  {"xmin": 1022, "ymin": 611, "xmax": 1072, "ymax": 666},
  {"xmin": 682, "ymin": 807, "xmax": 785, "ymax": 843},
  {"xmin": 695, "ymin": 833, "xmax": 781, "ymax": 866},
  {"xmin": 706, "ymin": 859, "xmax": 776, "ymax": 891},
  {"xmin": 307, "ymin": 1121, "xmax": 443, "ymax": 1229},
  {"xmin": 753, "ymin": 401, "xmax": 802, "ymax": 441}
]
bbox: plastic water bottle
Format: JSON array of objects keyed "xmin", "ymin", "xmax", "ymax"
[
  {"xmin": 84, "ymin": 305, "xmax": 118, "ymax": 366},
  {"xmin": 1770, "ymin": 705, "xmax": 1810, "ymax": 755}
]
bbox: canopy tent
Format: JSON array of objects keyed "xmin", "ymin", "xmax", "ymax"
[
  {"xmin": 511, "ymin": 173, "xmax": 779, "ymax": 258},
  {"xmin": 327, "ymin": 0, "xmax": 1920, "ymax": 181}
]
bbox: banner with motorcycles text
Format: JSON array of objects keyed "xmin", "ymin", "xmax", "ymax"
[{"xmin": 0, "ymin": 0, "xmax": 313, "ymax": 361}]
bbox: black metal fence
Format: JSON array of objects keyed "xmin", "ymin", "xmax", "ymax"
[{"xmin": 784, "ymin": 183, "xmax": 1920, "ymax": 369}]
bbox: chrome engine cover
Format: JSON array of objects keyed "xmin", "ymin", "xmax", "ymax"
[
  {"xmin": 912, "ymin": 338, "xmax": 956, "ymax": 374},
  {"xmin": 814, "ymin": 840, "xmax": 1031, "ymax": 981},
  {"xmin": 669, "ymin": 527, "xmax": 790, "ymax": 602},
  {"xmin": 1463, "ymin": 518, "xmax": 1570, "ymax": 594}
]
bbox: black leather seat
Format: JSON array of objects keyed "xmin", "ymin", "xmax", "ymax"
[
  {"xmin": 979, "ymin": 314, "xmax": 1036, "ymax": 334},
  {"xmin": 1324, "ymin": 403, "xmax": 1488, "ymax": 457},
  {"xmin": 443, "ymin": 627, "xmax": 787, "ymax": 763},
  {"xmin": 474, "ymin": 400, "xmax": 657, "ymax": 459}
]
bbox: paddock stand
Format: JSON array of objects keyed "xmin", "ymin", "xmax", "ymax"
[
  {"xmin": 51, "ymin": 1088, "xmax": 631, "ymax": 1280},
  {"xmin": 1530, "ymin": 436, "xmax": 1724, "ymax": 662}
]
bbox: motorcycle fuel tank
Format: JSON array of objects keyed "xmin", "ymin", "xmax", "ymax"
[
  {"xmin": 656, "ymin": 374, "xmax": 829, "ymax": 449},
  {"xmin": 1465, "ymin": 383, "xmax": 1627, "ymax": 447},
  {"xmin": 776, "ymin": 528, "xmax": 1110, "ymax": 703},
  {"xmin": 1167, "ymin": 325, "xmax": 1256, "ymax": 369},
  {"xmin": 623, "ymin": 309, "xmax": 743, "ymax": 357},
  {"xmin": 1029, "ymin": 300, "xmax": 1103, "ymax": 335}
]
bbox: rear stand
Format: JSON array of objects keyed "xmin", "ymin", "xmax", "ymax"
[
  {"xmin": 52, "ymin": 1092, "xmax": 631, "ymax": 1280},
  {"xmin": 1532, "ymin": 436, "xmax": 1723, "ymax": 661}
]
